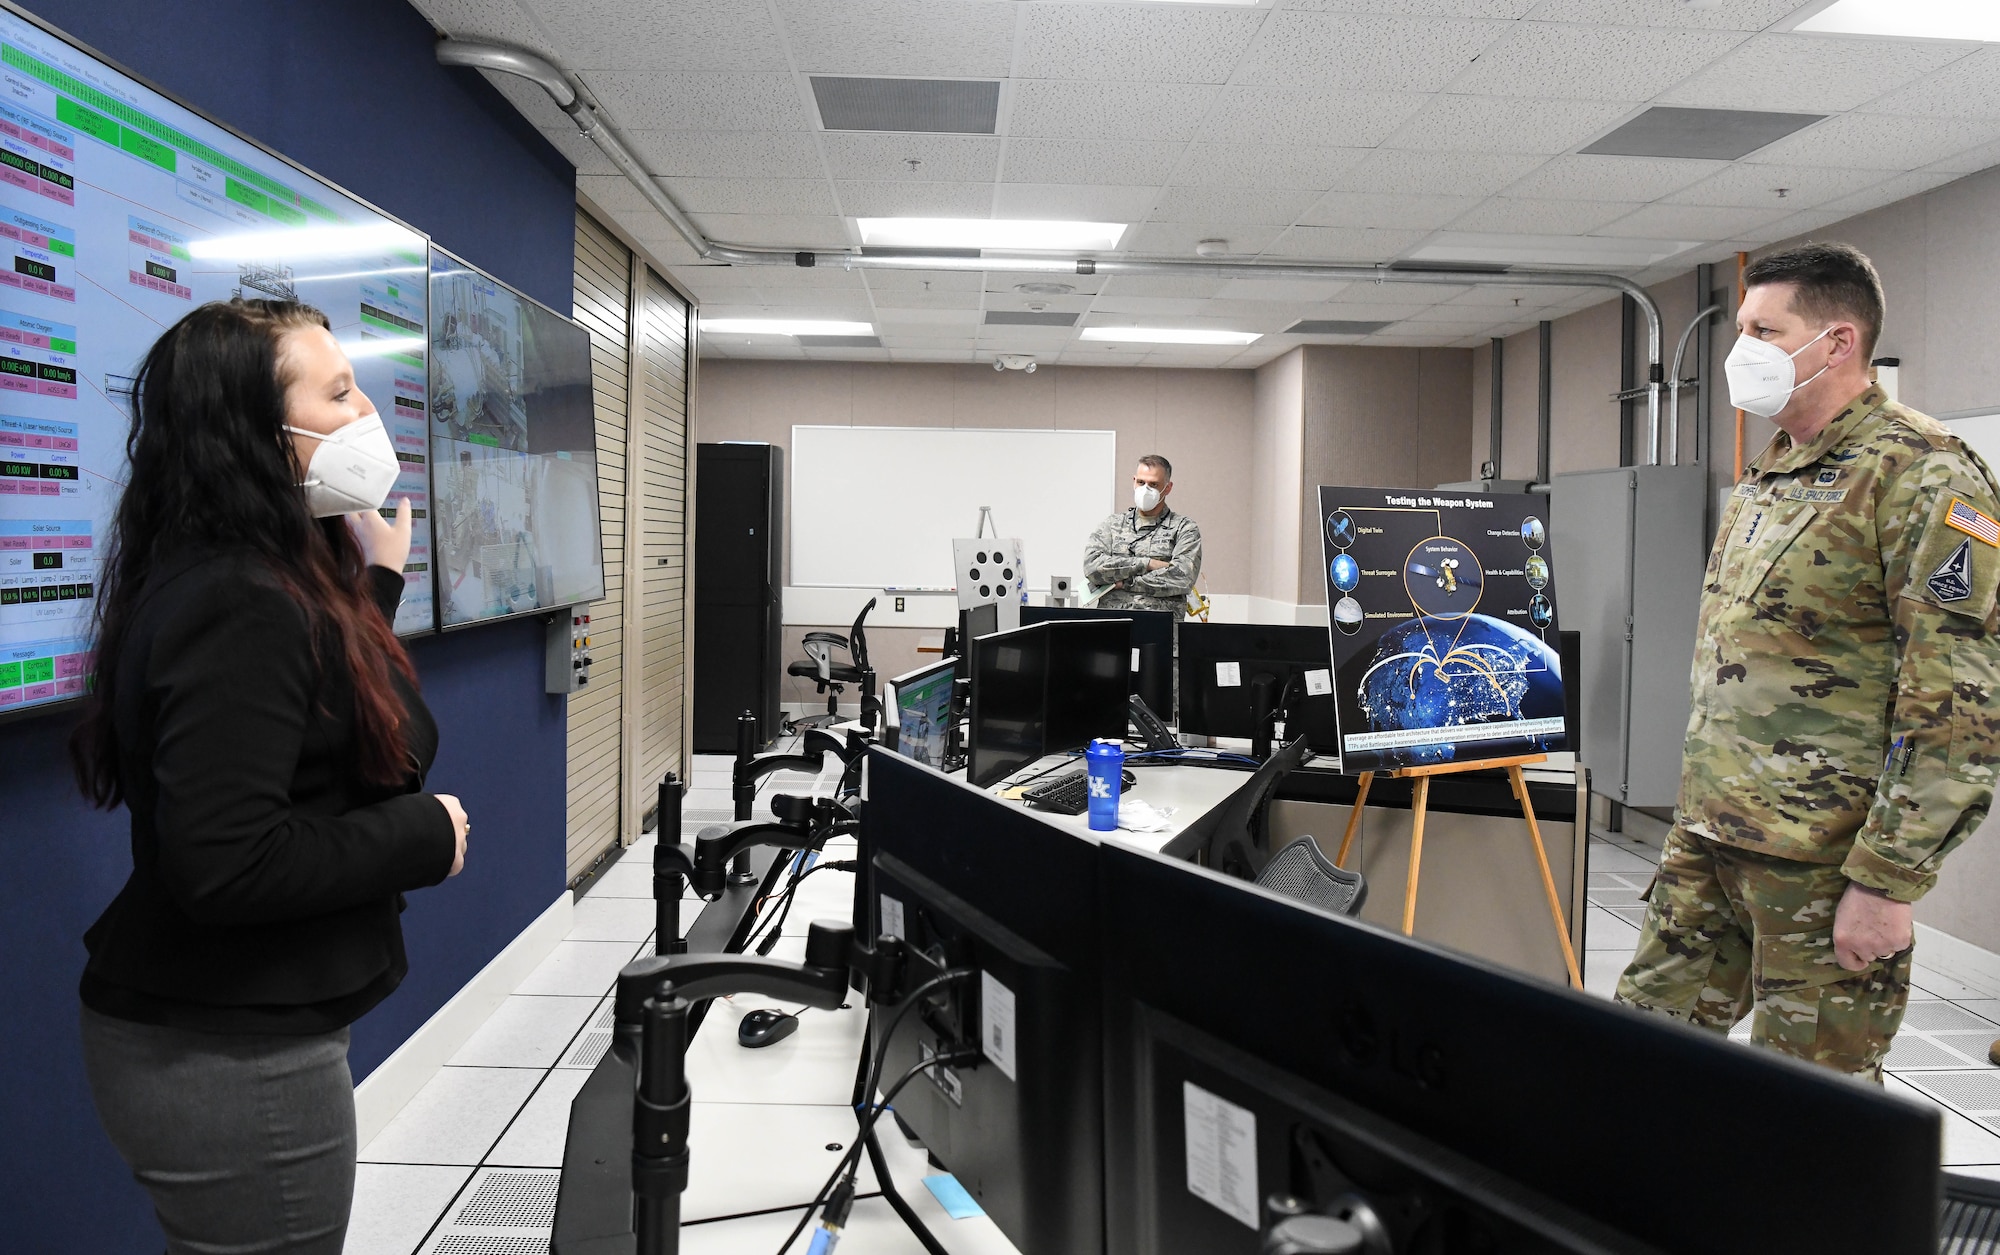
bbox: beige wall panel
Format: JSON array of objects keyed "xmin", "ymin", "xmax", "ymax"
[
  {"xmin": 1156, "ymin": 369, "xmax": 1256, "ymax": 597},
  {"xmin": 1251, "ymin": 349, "xmax": 1304, "ymax": 605}
]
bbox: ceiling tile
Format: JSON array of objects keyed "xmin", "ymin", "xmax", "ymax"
[
  {"xmin": 774, "ymin": 0, "xmax": 1018, "ymax": 77},
  {"xmin": 1862, "ymin": 47, "xmax": 2000, "ymax": 121},
  {"xmin": 1741, "ymin": 208, "xmax": 1854, "ymax": 246},
  {"xmin": 869, "ymin": 289, "xmax": 987, "ymax": 311},
  {"xmin": 1016, "ymin": 6, "xmax": 1266, "ymax": 84},
  {"xmin": 1662, "ymin": 163, "xmax": 1883, "ymax": 210},
  {"xmin": 865, "ymin": 269, "xmax": 985, "ymax": 292},
  {"xmin": 1743, "ymin": 113, "xmax": 2000, "ymax": 171},
  {"xmin": 1282, "ymin": 0, "xmax": 1535, "ymax": 14},
  {"xmin": 888, "ymin": 348, "xmax": 979, "ymax": 361},
  {"xmin": 1010, "ymin": 81, "xmax": 1222, "ymax": 142},
  {"xmin": 1213, "ymin": 278, "xmax": 1353, "ymax": 302},
  {"xmin": 1293, "ymin": 299, "xmax": 1435, "ymax": 320},
  {"xmin": 819, "ymin": 133, "xmax": 1003, "ymax": 182},
  {"xmin": 1321, "ymin": 282, "xmax": 1470, "ymax": 306},
  {"xmin": 1001, "ymin": 140, "xmax": 1186, "ymax": 187},
  {"xmin": 575, "ymin": 174, "xmax": 652, "ymax": 215},
  {"xmin": 1202, "ymin": 88, "xmax": 1430, "ymax": 147},
  {"xmin": 1150, "ymin": 187, "xmax": 1322, "ymax": 225},
  {"xmin": 1087, "ymin": 296, "xmax": 1211, "ymax": 317},
  {"xmin": 1444, "ymin": 197, "xmax": 1641, "ymax": 233},
  {"xmin": 991, "ymin": 184, "xmax": 1161, "ymax": 221},
  {"xmin": 1236, "ymin": 12, "xmax": 1509, "ymax": 93},
  {"xmin": 1594, "ymin": 202, "xmax": 1787, "ymax": 239},
  {"xmin": 1515, "ymin": 0, "xmax": 1798, "ymax": 29},
  {"xmin": 1445, "ymin": 282, "xmax": 1602, "ymax": 305},
  {"xmin": 1381, "ymin": 94, "xmax": 1636, "ymax": 154},
  {"xmin": 1095, "ymin": 274, "xmax": 1231, "ymax": 299},
  {"xmin": 413, "ymin": 0, "xmax": 551, "ymax": 45},
  {"xmin": 626, "ymin": 130, "xmax": 828, "ymax": 179},
  {"xmin": 1300, "ymin": 191, "xmax": 1482, "ymax": 229},
  {"xmin": 1928, "ymin": 136, "xmax": 2000, "ymax": 176},
  {"xmin": 1818, "ymin": 169, "xmax": 1968, "ymax": 216},
  {"xmin": 1445, "ymin": 22, "xmax": 1747, "ymax": 101},
  {"xmin": 985, "ymin": 274, "xmax": 1106, "ymax": 296},
  {"xmin": 684, "ymin": 213, "xmax": 855, "ymax": 248},
  {"xmin": 833, "ymin": 180, "xmax": 995, "ymax": 216},
  {"xmin": 1501, "ymin": 153, "xmax": 1725, "ymax": 199},
  {"xmin": 539, "ymin": 125, "xmax": 617, "ymax": 176},
  {"xmin": 1263, "ymin": 226, "xmax": 1433, "ymax": 260},
  {"xmin": 1656, "ymin": 35, "xmax": 1969, "ymax": 116},
  {"xmin": 1328, "ymin": 148, "xmax": 1549, "ymax": 195},
  {"xmin": 661, "ymin": 178, "xmax": 840, "ymax": 216},
  {"xmin": 530, "ymin": 0, "xmax": 792, "ymax": 71},
  {"xmin": 1168, "ymin": 144, "xmax": 1371, "ymax": 190},
  {"xmin": 1118, "ymin": 222, "xmax": 1286, "ymax": 256},
  {"xmin": 584, "ymin": 72, "xmax": 811, "ymax": 132}
]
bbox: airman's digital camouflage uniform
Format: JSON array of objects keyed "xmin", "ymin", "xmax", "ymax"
[
  {"xmin": 1084, "ymin": 506, "xmax": 1203, "ymax": 620},
  {"xmin": 1618, "ymin": 385, "xmax": 2000, "ymax": 1082}
]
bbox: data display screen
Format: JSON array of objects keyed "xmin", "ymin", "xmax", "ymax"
[
  {"xmin": 428, "ymin": 247, "xmax": 602, "ymax": 630},
  {"xmin": 0, "ymin": 8, "xmax": 436, "ymax": 718}
]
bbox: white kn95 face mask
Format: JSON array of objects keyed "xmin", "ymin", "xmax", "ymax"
[
  {"xmin": 285, "ymin": 414, "xmax": 400, "ymax": 517},
  {"xmin": 1724, "ymin": 327, "xmax": 1833, "ymax": 420},
  {"xmin": 1134, "ymin": 484, "xmax": 1163, "ymax": 512}
]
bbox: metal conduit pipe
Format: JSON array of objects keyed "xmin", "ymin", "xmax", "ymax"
[
  {"xmin": 1662, "ymin": 303, "xmax": 1722, "ymax": 467},
  {"xmin": 438, "ymin": 37, "xmax": 1667, "ymax": 437}
]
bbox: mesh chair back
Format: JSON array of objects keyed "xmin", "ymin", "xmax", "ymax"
[
  {"xmin": 850, "ymin": 597, "xmax": 876, "ymax": 671},
  {"xmin": 1255, "ymin": 836, "xmax": 1367, "ymax": 918}
]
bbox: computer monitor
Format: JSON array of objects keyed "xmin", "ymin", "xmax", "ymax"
[
  {"xmin": 1044, "ymin": 618, "xmax": 1133, "ymax": 757},
  {"xmin": 1096, "ymin": 841, "xmax": 1941, "ymax": 1255},
  {"xmin": 1023, "ymin": 606, "xmax": 1174, "ymax": 721},
  {"xmin": 1177, "ymin": 623, "xmax": 1340, "ymax": 754},
  {"xmin": 968, "ymin": 623, "xmax": 1051, "ymax": 787},
  {"xmin": 864, "ymin": 749, "xmax": 1105, "ymax": 1254},
  {"xmin": 885, "ymin": 658, "xmax": 956, "ymax": 768}
]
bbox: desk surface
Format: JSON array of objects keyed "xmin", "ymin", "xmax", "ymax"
[{"xmin": 961, "ymin": 754, "xmax": 1258, "ymax": 855}]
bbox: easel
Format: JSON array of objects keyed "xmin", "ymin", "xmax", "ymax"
[{"xmin": 1332, "ymin": 752, "xmax": 1583, "ymax": 990}]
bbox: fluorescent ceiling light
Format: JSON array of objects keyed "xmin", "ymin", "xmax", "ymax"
[
  {"xmin": 1405, "ymin": 233, "xmax": 1702, "ymax": 269},
  {"xmin": 700, "ymin": 318, "xmax": 874, "ymax": 336},
  {"xmin": 1796, "ymin": 0, "xmax": 2000, "ymax": 41},
  {"xmin": 1080, "ymin": 327, "xmax": 1261, "ymax": 345},
  {"xmin": 856, "ymin": 218, "xmax": 1127, "ymax": 251},
  {"xmin": 188, "ymin": 223, "xmax": 420, "ymax": 262}
]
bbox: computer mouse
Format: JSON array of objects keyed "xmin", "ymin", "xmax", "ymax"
[{"xmin": 737, "ymin": 1007, "xmax": 799, "ymax": 1049}]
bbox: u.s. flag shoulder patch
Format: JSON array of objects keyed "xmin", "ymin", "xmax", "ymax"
[{"xmin": 1945, "ymin": 498, "xmax": 2000, "ymax": 547}]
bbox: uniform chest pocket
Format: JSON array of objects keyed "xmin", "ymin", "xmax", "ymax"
[{"xmin": 1738, "ymin": 506, "xmax": 1863, "ymax": 639}]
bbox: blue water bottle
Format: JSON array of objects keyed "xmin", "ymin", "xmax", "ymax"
[{"xmin": 1085, "ymin": 738, "xmax": 1125, "ymax": 832}]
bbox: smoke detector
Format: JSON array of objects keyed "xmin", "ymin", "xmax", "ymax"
[{"xmin": 994, "ymin": 354, "xmax": 1038, "ymax": 373}]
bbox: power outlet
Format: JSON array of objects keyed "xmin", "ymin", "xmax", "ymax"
[{"xmin": 895, "ymin": 596, "xmax": 906, "ymax": 612}]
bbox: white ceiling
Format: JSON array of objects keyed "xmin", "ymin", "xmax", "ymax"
[{"xmin": 407, "ymin": 0, "xmax": 2000, "ymax": 368}]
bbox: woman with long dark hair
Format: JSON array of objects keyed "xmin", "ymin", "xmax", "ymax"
[{"xmin": 71, "ymin": 298, "xmax": 470, "ymax": 1253}]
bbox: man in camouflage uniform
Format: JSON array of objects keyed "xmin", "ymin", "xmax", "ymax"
[
  {"xmin": 1617, "ymin": 243, "xmax": 2000, "ymax": 1083},
  {"xmin": 1084, "ymin": 454, "xmax": 1203, "ymax": 620}
]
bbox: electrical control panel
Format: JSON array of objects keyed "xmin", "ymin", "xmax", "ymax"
[{"xmin": 545, "ymin": 605, "xmax": 594, "ymax": 695}]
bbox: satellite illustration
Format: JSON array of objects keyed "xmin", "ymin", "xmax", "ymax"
[{"xmin": 1318, "ymin": 486, "xmax": 1567, "ymax": 773}]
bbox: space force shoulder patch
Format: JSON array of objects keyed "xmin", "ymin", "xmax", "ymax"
[{"xmin": 1911, "ymin": 492, "xmax": 2000, "ymax": 618}]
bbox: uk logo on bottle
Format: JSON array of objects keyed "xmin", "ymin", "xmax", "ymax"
[{"xmin": 1089, "ymin": 776, "xmax": 1113, "ymax": 799}]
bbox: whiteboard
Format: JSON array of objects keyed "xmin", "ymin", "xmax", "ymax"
[{"xmin": 790, "ymin": 426, "xmax": 1117, "ymax": 589}]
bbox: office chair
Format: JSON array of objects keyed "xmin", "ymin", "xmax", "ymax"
[
  {"xmin": 784, "ymin": 597, "xmax": 880, "ymax": 733},
  {"xmin": 1256, "ymin": 836, "xmax": 1367, "ymax": 918},
  {"xmin": 1176, "ymin": 735, "xmax": 1314, "ymax": 880}
]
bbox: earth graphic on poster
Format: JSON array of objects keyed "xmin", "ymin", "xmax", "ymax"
[{"xmin": 1356, "ymin": 614, "xmax": 1564, "ymax": 765}]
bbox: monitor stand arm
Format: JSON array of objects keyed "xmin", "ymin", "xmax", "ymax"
[
  {"xmin": 649, "ymin": 795, "xmax": 856, "ymax": 956},
  {"xmin": 1249, "ymin": 673, "xmax": 1305, "ymax": 762},
  {"xmin": 618, "ymin": 924, "xmax": 963, "ymax": 1255}
]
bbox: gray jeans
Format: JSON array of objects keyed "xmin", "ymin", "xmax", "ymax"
[{"xmin": 80, "ymin": 1006, "xmax": 357, "ymax": 1255}]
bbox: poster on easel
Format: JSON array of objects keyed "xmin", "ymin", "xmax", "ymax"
[{"xmin": 1317, "ymin": 485, "xmax": 1567, "ymax": 774}]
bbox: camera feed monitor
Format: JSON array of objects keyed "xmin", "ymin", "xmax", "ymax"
[
  {"xmin": 888, "ymin": 657, "xmax": 955, "ymax": 767},
  {"xmin": 428, "ymin": 248, "xmax": 602, "ymax": 628},
  {"xmin": 1319, "ymin": 486, "xmax": 1566, "ymax": 773},
  {"xmin": 0, "ymin": 8, "xmax": 436, "ymax": 719}
]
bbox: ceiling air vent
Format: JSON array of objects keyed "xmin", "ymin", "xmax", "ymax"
[
  {"xmin": 1287, "ymin": 320, "xmax": 1392, "ymax": 336},
  {"xmin": 984, "ymin": 311, "xmax": 1078, "ymax": 326},
  {"xmin": 796, "ymin": 335, "xmax": 883, "ymax": 348},
  {"xmin": 1580, "ymin": 107, "xmax": 1823, "ymax": 161},
  {"xmin": 812, "ymin": 77, "xmax": 1001, "ymax": 135}
]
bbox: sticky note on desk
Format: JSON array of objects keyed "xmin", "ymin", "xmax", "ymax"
[{"xmin": 923, "ymin": 1173, "xmax": 986, "ymax": 1219}]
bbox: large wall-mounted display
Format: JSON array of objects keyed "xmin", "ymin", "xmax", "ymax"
[
  {"xmin": 428, "ymin": 246, "xmax": 602, "ymax": 630},
  {"xmin": 0, "ymin": 6, "xmax": 435, "ymax": 718},
  {"xmin": 1318, "ymin": 484, "xmax": 1568, "ymax": 773}
]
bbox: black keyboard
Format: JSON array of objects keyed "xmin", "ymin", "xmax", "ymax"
[
  {"xmin": 1944, "ymin": 1172, "xmax": 2000, "ymax": 1253},
  {"xmin": 1022, "ymin": 769, "xmax": 1136, "ymax": 816}
]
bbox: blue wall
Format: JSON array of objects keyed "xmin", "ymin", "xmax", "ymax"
[{"xmin": 0, "ymin": 1, "xmax": 576, "ymax": 1250}]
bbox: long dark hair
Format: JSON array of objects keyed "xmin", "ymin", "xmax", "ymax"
[{"xmin": 72, "ymin": 298, "xmax": 417, "ymax": 806}]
